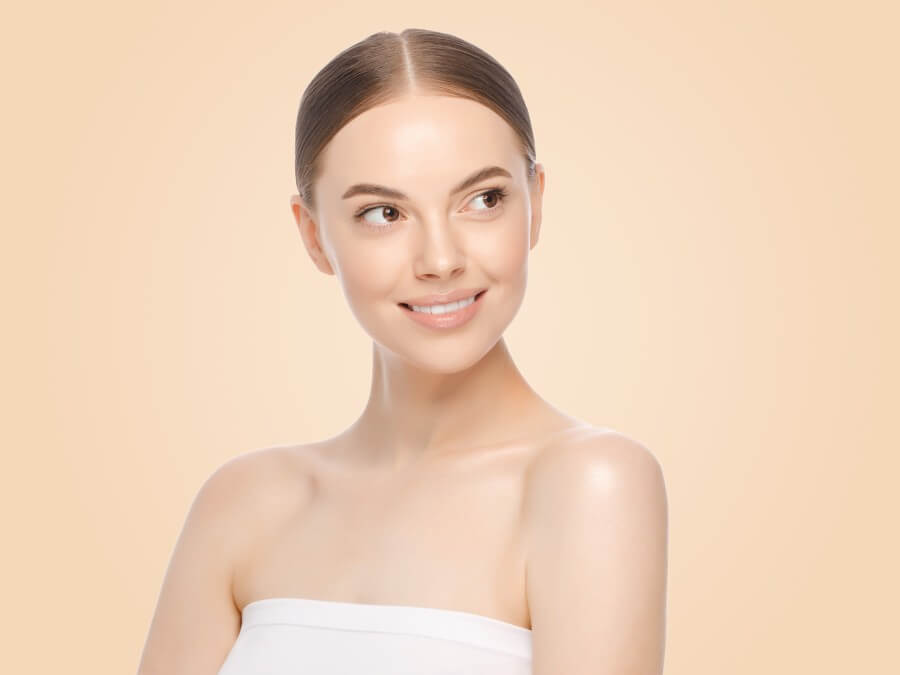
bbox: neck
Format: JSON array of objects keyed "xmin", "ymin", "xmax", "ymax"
[{"xmin": 342, "ymin": 337, "xmax": 556, "ymax": 469}]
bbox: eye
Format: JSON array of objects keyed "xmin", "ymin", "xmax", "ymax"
[
  {"xmin": 467, "ymin": 187, "xmax": 509, "ymax": 212},
  {"xmin": 355, "ymin": 204, "xmax": 403, "ymax": 228},
  {"xmin": 353, "ymin": 187, "xmax": 510, "ymax": 231}
]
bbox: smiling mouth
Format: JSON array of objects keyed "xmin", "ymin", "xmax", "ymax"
[{"xmin": 399, "ymin": 289, "xmax": 487, "ymax": 312}]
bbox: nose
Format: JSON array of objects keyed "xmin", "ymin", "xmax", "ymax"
[{"xmin": 412, "ymin": 215, "xmax": 466, "ymax": 281}]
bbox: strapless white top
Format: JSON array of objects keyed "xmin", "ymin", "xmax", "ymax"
[{"xmin": 216, "ymin": 596, "xmax": 532, "ymax": 674}]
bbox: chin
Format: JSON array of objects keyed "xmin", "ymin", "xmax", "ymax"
[
  {"xmin": 405, "ymin": 343, "xmax": 499, "ymax": 374},
  {"xmin": 374, "ymin": 327, "xmax": 506, "ymax": 374}
]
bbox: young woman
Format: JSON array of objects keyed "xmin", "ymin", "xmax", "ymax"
[{"xmin": 138, "ymin": 28, "xmax": 668, "ymax": 675}]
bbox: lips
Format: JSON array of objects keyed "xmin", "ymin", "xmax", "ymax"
[
  {"xmin": 399, "ymin": 286, "xmax": 487, "ymax": 329},
  {"xmin": 399, "ymin": 288, "xmax": 487, "ymax": 308}
]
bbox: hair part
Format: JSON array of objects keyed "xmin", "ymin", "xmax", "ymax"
[{"xmin": 294, "ymin": 28, "xmax": 538, "ymax": 214}]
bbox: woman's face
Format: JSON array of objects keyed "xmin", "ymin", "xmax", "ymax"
[{"xmin": 291, "ymin": 94, "xmax": 545, "ymax": 373}]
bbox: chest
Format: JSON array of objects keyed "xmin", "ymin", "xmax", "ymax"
[{"xmin": 232, "ymin": 453, "xmax": 533, "ymax": 628}]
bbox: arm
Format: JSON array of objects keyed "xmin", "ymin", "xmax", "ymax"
[
  {"xmin": 136, "ymin": 457, "xmax": 249, "ymax": 674},
  {"xmin": 525, "ymin": 431, "xmax": 668, "ymax": 674}
]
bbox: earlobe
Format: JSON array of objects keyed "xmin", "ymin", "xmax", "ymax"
[{"xmin": 290, "ymin": 194, "xmax": 335, "ymax": 276}]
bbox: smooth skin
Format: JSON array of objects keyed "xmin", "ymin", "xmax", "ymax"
[{"xmin": 137, "ymin": 93, "xmax": 667, "ymax": 674}]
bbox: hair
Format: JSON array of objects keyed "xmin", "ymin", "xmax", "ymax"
[{"xmin": 294, "ymin": 28, "xmax": 537, "ymax": 214}]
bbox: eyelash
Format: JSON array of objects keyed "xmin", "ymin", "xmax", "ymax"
[{"xmin": 353, "ymin": 187, "xmax": 510, "ymax": 230}]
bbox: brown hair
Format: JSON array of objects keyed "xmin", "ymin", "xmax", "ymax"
[{"xmin": 294, "ymin": 28, "xmax": 537, "ymax": 213}]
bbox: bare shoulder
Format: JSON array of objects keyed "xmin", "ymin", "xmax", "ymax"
[
  {"xmin": 203, "ymin": 443, "xmax": 313, "ymax": 496},
  {"xmin": 522, "ymin": 427, "xmax": 668, "ymax": 673},
  {"xmin": 521, "ymin": 426, "xmax": 668, "ymax": 563},
  {"xmin": 525, "ymin": 426, "xmax": 666, "ymax": 508},
  {"xmin": 137, "ymin": 443, "xmax": 318, "ymax": 674},
  {"xmin": 199, "ymin": 443, "xmax": 319, "ymax": 534},
  {"xmin": 161, "ymin": 441, "xmax": 321, "ymax": 604}
]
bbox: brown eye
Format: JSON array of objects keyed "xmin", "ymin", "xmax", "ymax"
[
  {"xmin": 468, "ymin": 187, "xmax": 509, "ymax": 212},
  {"xmin": 359, "ymin": 205, "xmax": 401, "ymax": 226},
  {"xmin": 379, "ymin": 206, "xmax": 400, "ymax": 221}
]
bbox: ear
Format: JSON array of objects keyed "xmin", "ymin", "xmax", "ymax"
[
  {"xmin": 528, "ymin": 163, "xmax": 546, "ymax": 251},
  {"xmin": 290, "ymin": 194, "xmax": 335, "ymax": 275}
]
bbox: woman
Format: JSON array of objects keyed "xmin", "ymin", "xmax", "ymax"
[{"xmin": 138, "ymin": 28, "xmax": 668, "ymax": 675}]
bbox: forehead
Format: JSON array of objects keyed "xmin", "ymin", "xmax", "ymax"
[{"xmin": 315, "ymin": 95, "xmax": 523, "ymax": 200}]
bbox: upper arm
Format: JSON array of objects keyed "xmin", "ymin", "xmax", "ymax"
[
  {"xmin": 137, "ymin": 456, "xmax": 250, "ymax": 674},
  {"xmin": 525, "ymin": 431, "xmax": 668, "ymax": 675}
]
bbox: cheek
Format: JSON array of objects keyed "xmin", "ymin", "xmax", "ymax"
[
  {"xmin": 469, "ymin": 214, "xmax": 531, "ymax": 281},
  {"xmin": 334, "ymin": 238, "xmax": 404, "ymax": 304}
]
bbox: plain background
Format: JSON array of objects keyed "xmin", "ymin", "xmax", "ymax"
[{"xmin": 3, "ymin": 1, "xmax": 897, "ymax": 673}]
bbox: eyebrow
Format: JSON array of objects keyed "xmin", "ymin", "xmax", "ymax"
[{"xmin": 341, "ymin": 165, "xmax": 513, "ymax": 201}]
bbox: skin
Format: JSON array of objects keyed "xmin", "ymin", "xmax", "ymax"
[
  {"xmin": 137, "ymin": 93, "xmax": 668, "ymax": 675},
  {"xmin": 293, "ymin": 92, "xmax": 566, "ymax": 466}
]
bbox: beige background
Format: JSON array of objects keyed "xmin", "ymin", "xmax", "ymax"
[{"xmin": 3, "ymin": 1, "xmax": 897, "ymax": 673}]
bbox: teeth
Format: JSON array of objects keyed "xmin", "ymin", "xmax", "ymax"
[{"xmin": 410, "ymin": 293, "xmax": 478, "ymax": 314}]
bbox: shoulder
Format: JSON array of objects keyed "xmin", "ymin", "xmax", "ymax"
[
  {"xmin": 203, "ymin": 443, "xmax": 315, "ymax": 487},
  {"xmin": 137, "ymin": 444, "xmax": 318, "ymax": 673},
  {"xmin": 523, "ymin": 427, "xmax": 668, "ymax": 560},
  {"xmin": 188, "ymin": 443, "xmax": 319, "ymax": 541},
  {"xmin": 526, "ymin": 427, "xmax": 665, "ymax": 499},
  {"xmin": 522, "ymin": 428, "xmax": 668, "ymax": 672}
]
